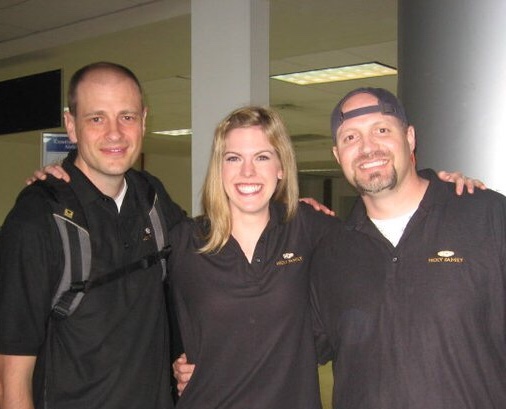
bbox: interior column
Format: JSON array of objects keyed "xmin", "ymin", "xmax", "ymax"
[
  {"xmin": 191, "ymin": 0, "xmax": 270, "ymax": 215},
  {"xmin": 398, "ymin": 0, "xmax": 506, "ymax": 193}
]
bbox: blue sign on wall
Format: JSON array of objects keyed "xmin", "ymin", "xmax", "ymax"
[{"xmin": 41, "ymin": 132, "xmax": 76, "ymax": 166}]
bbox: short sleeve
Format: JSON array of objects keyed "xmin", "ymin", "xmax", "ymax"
[{"xmin": 0, "ymin": 188, "xmax": 62, "ymax": 355}]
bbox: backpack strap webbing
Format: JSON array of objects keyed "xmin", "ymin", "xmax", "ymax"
[{"xmin": 68, "ymin": 245, "xmax": 171, "ymax": 293}]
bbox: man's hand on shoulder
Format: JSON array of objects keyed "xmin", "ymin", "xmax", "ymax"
[{"xmin": 437, "ymin": 170, "xmax": 487, "ymax": 195}]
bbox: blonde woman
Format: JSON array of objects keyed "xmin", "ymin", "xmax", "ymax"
[{"xmin": 168, "ymin": 106, "xmax": 334, "ymax": 409}]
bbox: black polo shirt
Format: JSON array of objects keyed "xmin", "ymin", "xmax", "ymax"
[
  {"xmin": 311, "ymin": 169, "xmax": 506, "ymax": 409},
  {"xmin": 0, "ymin": 152, "xmax": 185, "ymax": 409},
  {"xmin": 168, "ymin": 202, "xmax": 339, "ymax": 409}
]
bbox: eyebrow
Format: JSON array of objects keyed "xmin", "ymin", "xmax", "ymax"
[
  {"xmin": 81, "ymin": 110, "xmax": 106, "ymax": 118},
  {"xmin": 224, "ymin": 149, "xmax": 275, "ymax": 155},
  {"xmin": 81, "ymin": 109, "xmax": 141, "ymax": 118}
]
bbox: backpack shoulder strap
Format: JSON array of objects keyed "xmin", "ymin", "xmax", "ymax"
[
  {"xmin": 130, "ymin": 171, "xmax": 170, "ymax": 280},
  {"xmin": 38, "ymin": 178, "xmax": 92, "ymax": 319}
]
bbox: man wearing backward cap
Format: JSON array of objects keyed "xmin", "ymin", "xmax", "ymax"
[{"xmin": 310, "ymin": 87, "xmax": 506, "ymax": 409}]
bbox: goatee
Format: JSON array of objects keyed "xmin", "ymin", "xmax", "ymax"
[{"xmin": 355, "ymin": 168, "xmax": 398, "ymax": 195}]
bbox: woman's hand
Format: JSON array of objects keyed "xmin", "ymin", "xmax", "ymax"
[{"xmin": 172, "ymin": 353, "xmax": 195, "ymax": 396}]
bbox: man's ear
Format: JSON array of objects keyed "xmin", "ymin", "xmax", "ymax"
[
  {"xmin": 407, "ymin": 125, "xmax": 416, "ymax": 154},
  {"xmin": 332, "ymin": 146, "xmax": 341, "ymax": 165},
  {"xmin": 141, "ymin": 108, "xmax": 148, "ymax": 137},
  {"xmin": 64, "ymin": 111, "xmax": 77, "ymax": 143}
]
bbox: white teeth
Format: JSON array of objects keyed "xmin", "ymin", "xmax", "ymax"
[
  {"xmin": 237, "ymin": 184, "xmax": 261, "ymax": 194},
  {"xmin": 103, "ymin": 147, "xmax": 124, "ymax": 153},
  {"xmin": 361, "ymin": 160, "xmax": 386, "ymax": 169}
]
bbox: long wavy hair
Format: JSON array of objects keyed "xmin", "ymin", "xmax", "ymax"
[{"xmin": 199, "ymin": 106, "xmax": 299, "ymax": 254}]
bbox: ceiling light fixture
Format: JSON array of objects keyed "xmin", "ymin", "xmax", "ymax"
[
  {"xmin": 271, "ymin": 62, "xmax": 397, "ymax": 85},
  {"xmin": 152, "ymin": 129, "xmax": 192, "ymax": 136}
]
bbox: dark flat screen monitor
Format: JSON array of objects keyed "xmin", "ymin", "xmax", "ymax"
[{"xmin": 0, "ymin": 69, "xmax": 62, "ymax": 135}]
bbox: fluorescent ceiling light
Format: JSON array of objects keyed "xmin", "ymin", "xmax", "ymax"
[
  {"xmin": 152, "ymin": 129, "xmax": 192, "ymax": 136},
  {"xmin": 271, "ymin": 62, "xmax": 397, "ymax": 85}
]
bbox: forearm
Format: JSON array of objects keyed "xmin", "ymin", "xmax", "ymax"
[
  {"xmin": 0, "ymin": 355, "xmax": 36, "ymax": 409},
  {"xmin": 0, "ymin": 390, "xmax": 34, "ymax": 409}
]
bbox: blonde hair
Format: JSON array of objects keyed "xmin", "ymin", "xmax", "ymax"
[{"xmin": 200, "ymin": 106, "xmax": 299, "ymax": 254}]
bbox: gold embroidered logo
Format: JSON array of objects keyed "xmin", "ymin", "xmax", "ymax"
[
  {"xmin": 276, "ymin": 252, "xmax": 303, "ymax": 266},
  {"xmin": 428, "ymin": 249, "xmax": 464, "ymax": 263}
]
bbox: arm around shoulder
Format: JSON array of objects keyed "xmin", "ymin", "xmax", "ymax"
[{"xmin": 0, "ymin": 354, "xmax": 36, "ymax": 409}]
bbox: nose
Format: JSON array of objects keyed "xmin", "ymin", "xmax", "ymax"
[
  {"xmin": 240, "ymin": 159, "xmax": 256, "ymax": 177},
  {"xmin": 358, "ymin": 133, "xmax": 379, "ymax": 154},
  {"xmin": 105, "ymin": 119, "xmax": 123, "ymax": 141}
]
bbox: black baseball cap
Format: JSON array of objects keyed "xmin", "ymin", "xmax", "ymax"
[{"xmin": 330, "ymin": 87, "xmax": 408, "ymax": 144}]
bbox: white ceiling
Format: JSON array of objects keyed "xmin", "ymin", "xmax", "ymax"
[{"xmin": 0, "ymin": 0, "xmax": 398, "ymax": 172}]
